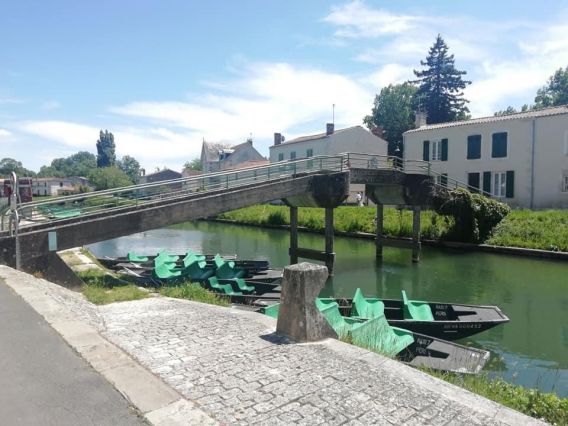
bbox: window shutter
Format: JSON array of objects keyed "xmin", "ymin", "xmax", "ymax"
[
  {"xmin": 423, "ymin": 140, "xmax": 430, "ymax": 161},
  {"xmin": 483, "ymin": 171, "xmax": 491, "ymax": 194},
  {"xmin": 506, "ymin": 170, "xmax": 515, "ymax": 198},
  {"xmin": 441, "ymin": 139, "xmax": 448, "ymax": 161}
]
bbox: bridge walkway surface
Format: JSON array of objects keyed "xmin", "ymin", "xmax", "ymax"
[{"xmin": 0, "ymin": 266, "xmax": 543, "ymax": 426}]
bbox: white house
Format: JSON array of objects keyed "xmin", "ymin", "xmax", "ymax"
[
  {"xmin": 403, "ymin": 106, "xmax": 568, "ymax": 209},
  {"xmin": 269, "ymin": 124, "xmax": 388, "ymax": 202}
]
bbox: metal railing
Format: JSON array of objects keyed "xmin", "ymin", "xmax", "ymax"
[
  {"xmin": 1, "ymin": 155, "xmax": 345, "ymax": 232},
  {"xmin": 342, "ymin": 152, "xmax": 494, "ymax": 198},
  {"xmin": 0, "ymin": 152, "xmax": 494, "ymax": 233}
]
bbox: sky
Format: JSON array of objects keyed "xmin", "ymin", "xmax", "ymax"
[{"xmin": 2, "ymin": 0, "xmax": 568, "ymax": 172}]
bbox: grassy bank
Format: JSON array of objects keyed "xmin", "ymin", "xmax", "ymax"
[
  {"xmin": 425, "ymin": 370, "xmax": 568, "ymax": 425},
  {"xmin": 159, "ymin": 282, "xmax": 229, "ymax": 306},
  {"xmin": 78, "ymin": 269, "xmax": 149, "ymax": 305},
  {"xmin": 217, "ymin": 205, "xmax": 568, "ymax": 252}
]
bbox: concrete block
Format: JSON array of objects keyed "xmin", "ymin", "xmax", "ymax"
[{"xmin": 276, "ymin": 262, "xmax": 337, "ymax": 342}]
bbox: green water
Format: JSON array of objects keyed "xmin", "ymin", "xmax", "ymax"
[{"xmin": 88, "ymin": 220, "xmax": 568, "ymax": 397}]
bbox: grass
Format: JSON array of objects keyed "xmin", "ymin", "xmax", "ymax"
[
  {"xmin": 487, "ymin": 209, "xmax": 568, "ymax": 252},
  {"xmin": 218, "ymin": 205, "xmax": 451, "ymax": 240},
  {"xmin": 424, "ymin": 370, "xmax": 568, "ymax": 425},
  {"xmin": 159, "ymin": 281, "xmax": 229, "ymax": 306},
  {"xmin": 217, "ymin": 205, "xmax": 568, "ymax": 252},
  {"xmin": 77, "ymin": 269, "xmax": 149, "ymax": 305}
]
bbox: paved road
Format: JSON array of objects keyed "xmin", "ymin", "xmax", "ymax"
[{"xmin": 0, "ymin": 279, "xmax": 146, "ymax": 426}]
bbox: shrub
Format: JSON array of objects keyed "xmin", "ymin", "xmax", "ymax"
[
  {"xmin": 266, "ymin": 210, "xmax": 287, "ymax": 226},
  {"xmin": 434, "ymin": 189, "xmax": 510, "ymax": 243}
]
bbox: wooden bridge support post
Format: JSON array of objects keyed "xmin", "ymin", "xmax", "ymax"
[
  {"xmin": 375, "ymin": 203, "xmax": 384, "ymax": 259},
  {"xmin": 324, "ymin": 207, "xmax": 335, "ymax": 275},
  {"xmin": 289, "ymin": 206, "xmax": 299, "ymax": 265},
  {"xmin": 412, "ymin": 206, "xmax": 421, "ymax": 262}
]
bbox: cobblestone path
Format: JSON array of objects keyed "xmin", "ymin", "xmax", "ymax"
[{"xmin": 4, "ymin": 270, "xmax": 544, "ymax": 425}]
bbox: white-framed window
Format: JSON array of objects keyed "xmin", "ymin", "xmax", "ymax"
[
  {"xmin": 562, "ymin": 173, "xmax": 568, "ymax": 192},
  {"xmin": 493, "ymin": 172, "xmax": 507, "ymax": 197},
  {"xmin": 431, "ymin": 140, "xmax": 442, "ymax": 161}
]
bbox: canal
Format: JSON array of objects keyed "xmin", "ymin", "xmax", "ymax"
[{"xmin": 87, "ymin": 220, "xmax": 568, "ymax": 397}]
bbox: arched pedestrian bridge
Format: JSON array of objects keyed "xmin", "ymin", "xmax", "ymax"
[{"xmin": 0, "ymin": 153, "xmax": 483, "ymax": 282}]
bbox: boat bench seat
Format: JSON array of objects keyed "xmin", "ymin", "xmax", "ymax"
[
  {"xmin": 208, "ymin": 277, "xmax": 242, "ymax": 296},
  {"xmin": 402, "ymin": 290, "xmax": 434, "ymax": 321},
  {"xmin": 263, "ymin": 303, "xmax": 280, "ymax": 319},
  {"xmin": 214, "ymin": 254, "xmax": 246, "ymax": 279},
  {"xmin": 352, "ymin": 288, "xmax": 385, "ymax": 318},
  {"xmin": 153, "ymin": 263, "xmax": 182, "ymax": 280},
  {"xmin": 127, "ymin": 252, "xmax": 149, "ymax": 262}
]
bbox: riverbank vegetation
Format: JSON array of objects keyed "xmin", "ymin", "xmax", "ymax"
[
  {"xmin": 78, "ymin": 269, "xmax": 149, "ymax": 305},
  {"xmin": 425, "ymin": 370, "xmax": 568, "ymax": 425},
  {"xmin": 159, "ymin": 282, "xmax": 229, "ymax": 306},
  {"xmin": 217, "ymin": 205, "xmax": 568, "ymax": 252}
]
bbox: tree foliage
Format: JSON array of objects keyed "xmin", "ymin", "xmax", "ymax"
[
  {"xmin": 96, "ymin": 130, "xmax": 116, "ymax": 168},
  {"xmin": 433, "ymin": 189, "xmax": 510, "ymax": 243},
  {"xmin": 0, "ymin": 158, "xmax": 36, "ymax": 177},
  {"xmin": 117, "ymin": 155, "xmax": 141, "ymax": 184},
  {"xmin": 363, "ymin": 83, "xmax": 416, "ymax": 156},
  {"xmin": 534, "ymin": 65, "xmax": 568, "ymax": 108},
  {"xmin": 88, "ymin": 167, "xmax": 132, "ymax": 190},
  {"xmin": 493, "ymin": 104, "xmax": 530, "ymax": 116},
  {"xmin": 183, "ymin": 158, "xmax": 202, "ymax": 172},
  {"xmin": 412, "ymin": 35, "xmax": 471, "ymax": 124},
  {"xmin": 38, "ymin": 151, "xmax": 96, "ymax": 177}
]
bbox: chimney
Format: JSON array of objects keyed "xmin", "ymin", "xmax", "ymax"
[
  {"xmin": 274, "ymin": 132, "xmax": 282, "ymax": 145},
  {"xmin": 326, "ymin": 123, "xmax": 334, "ymax": 135},
  {"xmin": 371, "ymin": 126, "xmax": 383, "ymax": 138},
  {"xmin": 415, "ymin": 112, "xmax": 427, "ymax": 128}
]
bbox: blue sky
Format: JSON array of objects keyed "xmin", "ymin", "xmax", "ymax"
[{"xmin": 2, "ymin": 0, "xmax": 568, "ymax": 172}]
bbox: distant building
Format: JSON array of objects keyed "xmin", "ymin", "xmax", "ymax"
[
  {"xmin": 139, "ymin": 168, "xmax": 182, "ymax": 185},
  {"xmin": 269, "ymin": 124, "xmax": 388, "ymax": 203},
  {"xmin": 201, "ymin": 139, "xmax": 266, "ymax": 173},
  {"xmin": 30, "ymin": 177, "xmax": 92, "ymax": 196},
  {"xmin": 403, "ymin": 105, "xmax": 568, "ymax": 209}
]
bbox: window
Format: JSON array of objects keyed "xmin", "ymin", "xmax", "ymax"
[
  {"xmin": 467, "ymin": 135, "xmax": 481, "ymax": 159},
  {"xmin": 563, "ymin": 174, "xmax": 568, "ymax": 192},
  {"xmin": 278, "ymin": 153, "xmax": 284, "ymax": 161},
  {"xmin": 492, "ymin": 132, "xmax": 507, "ymax": 158},
  {"xmin": 432, "ymin": 140, "xmax": 442, "ymax": 161},
  {"xmin": 290, "ymin": 151, "xmax": 296, "ymax": 160},
  {"xmin": 306, "ymin": 148, "xmax": 313, "ymax": 157},
  {"xmin": 468, "ymin": 172, "xmax": 480, "ymax": 192},
  {"xmin": 434, "ymin": 174, "xmax": 448, "ymax": 187},
  {"xmin": 493, "ymin": 172, "xmax": 506, "ymax": 197}
]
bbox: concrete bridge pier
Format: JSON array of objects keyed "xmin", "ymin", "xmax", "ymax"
[{"xmin": 285, "ymin": 172, "xmax": 349, "ymax": 276}]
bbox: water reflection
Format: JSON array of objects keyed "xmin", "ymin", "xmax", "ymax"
[{"xmin": 88, "ymin": 221, "xmax": 568, "ymax": 396}]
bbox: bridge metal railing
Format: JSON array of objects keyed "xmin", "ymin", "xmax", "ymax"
[
  {"xmin": 341, "ymin": 152, "xmax": 494, "ymax": 198},
  {"xmin": 1, "ymin": 155, "xmax": 346, "ymax": 232}
]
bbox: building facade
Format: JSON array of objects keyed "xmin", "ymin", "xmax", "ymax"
[
  {"xmin": 403, "ymin": 106, "xmax": 568, "ymax": 209},
  {"xmin": 269, "ymin": 124, "xmax": 388, "ymax": 203},
  {"xmin": 201, "ymin": 140, "xmax": 266, "ymax": 173}
]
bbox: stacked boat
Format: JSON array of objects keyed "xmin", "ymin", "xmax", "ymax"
[
  {"xmin": 262, "ymin": 288, "xmax": 509, "ymax": 374},
  {"xmin": 98, "ymin": 250, "xmax": 283, "ymax": 299}
]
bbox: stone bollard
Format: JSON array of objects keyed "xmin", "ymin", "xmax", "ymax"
[{"xmin": 276, "ymin": 262, "xmax": 338, "ymax": 342}]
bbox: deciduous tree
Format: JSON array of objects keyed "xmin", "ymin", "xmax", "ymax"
[
  {"xmin": 183, "ymin": 158, "xmax": 202, "ymax": 172},
  {"xmin": 88, "ymin": 167, "xmax": 132, "ymax": 190},
  {"xmin": 117, "ymin": 155, "xmax": 141, "ymax": 184},
  {"xmin": 534, "ymin": 66, "xmax": 568, "ymax": 108},
  {"xmin": 96, "ymin": 130, "xmax": 116, "ymax": 168},
  {"xmin": 363, "ymin": 83, "xmax": 416, "ymax": 156}
]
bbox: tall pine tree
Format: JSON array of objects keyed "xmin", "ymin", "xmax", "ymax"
[
  {"xmin": 96, "ymin": 130, "xmax": 116, "ymax": 168},
  {"xmin": 412, "ymin": 35, "xmax": 471, "ymax": 124}
]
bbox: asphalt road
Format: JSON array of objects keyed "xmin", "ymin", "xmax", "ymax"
[{"xmin": 0, "ymin": 279, "xmax": 146, "ymax": 426}]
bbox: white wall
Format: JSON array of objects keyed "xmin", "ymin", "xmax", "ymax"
[
  {"xmin": 269, "ymin": 126, "xmax": 387, "ymax": 162},
  {"xmin": 404, "ymin": 113, "xmax": 568, "ymax": 209}
]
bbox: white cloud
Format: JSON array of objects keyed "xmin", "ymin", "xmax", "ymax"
[
  {"xmin": 323, "ymin": 1, "xmax": 421, "ymax": 37},
  {"xmin": 113, "ymin": 63, "xmax": 373, "ymax": 144},
  {"xmin": 363, "ymin": 64, "xmax": 414, "ymax": 88},
  {"xmin": 19, "ymin": 121, "xmax": 98, "ymax": 149},
  {"xmin": 0, "ymin": 128, "xmax": 12, "ymax": 138}
]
